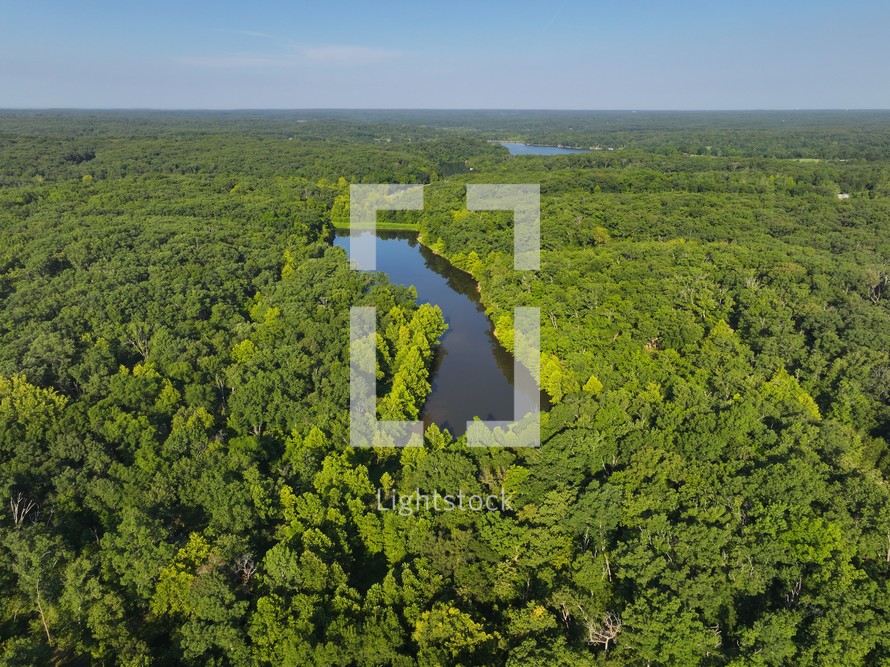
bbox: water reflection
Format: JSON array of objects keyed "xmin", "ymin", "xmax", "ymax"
[{"xmin": 336, "ymin": 230, "xmax": 549, "ymax": 436}]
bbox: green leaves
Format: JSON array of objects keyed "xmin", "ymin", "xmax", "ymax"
[
  {"xmin": 412, "ymin": 604, "xmax": 496, "ymax": 666},
  {"xmin": 3, "ymin": 112, "xmax": 890, "ymax": 666}
]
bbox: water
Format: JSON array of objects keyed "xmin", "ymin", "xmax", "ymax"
[
  {"xmin": 335, "ymin": 230, "xmax": 545, "ymax": 437},
  {"xmin": 500, "ymin": 141, "xmax": 591, "ymax": 155}
]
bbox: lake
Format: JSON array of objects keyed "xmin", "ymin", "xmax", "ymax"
[
  {"xmin": 335, "ymin": 230, "xmax": 545, "ymax": 437},
  {"xmin": 500, "ymin": 141, "xmax": 591, "ymax": 155}
]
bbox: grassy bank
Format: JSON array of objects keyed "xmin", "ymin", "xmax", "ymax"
[{"xmin": 332, "ymin": 221, "xmax": 420, "ymax": 231}]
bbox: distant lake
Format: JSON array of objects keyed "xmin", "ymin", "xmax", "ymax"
[{"xmin": 500, "ymin": 141, "xmax": 591, "ymax": 155}]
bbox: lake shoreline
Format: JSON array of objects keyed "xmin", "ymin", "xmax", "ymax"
[
  {"xmin": 494, "ymin": 140, "xmax": 593, "ymax": 153},
  {"xmin": 332, "ymin": 221, "xmax": 419, "ymax": 231},
  {"xmin": 335, "ymin": 229, "xmax": 539, "ymax": 435}
]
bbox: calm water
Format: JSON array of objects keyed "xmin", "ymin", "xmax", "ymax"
[
  {"xmin": 335, "ymin": 230, "xmax": 544, "ymax": 437},
  {"xmin": 500, "ymin": 141, "xmax": 591, "ymax": 155}
]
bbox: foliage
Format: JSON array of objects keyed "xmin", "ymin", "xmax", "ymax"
[{"xmin": 0, "ymin": 111, "xmax": 889, "ymax": 665}]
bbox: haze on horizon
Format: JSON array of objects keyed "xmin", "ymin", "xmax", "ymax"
[{"xmin": 2, "ymin": 0, "xmax": 888, "ymax": 110}]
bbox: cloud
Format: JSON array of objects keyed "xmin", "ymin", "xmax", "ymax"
[
  {"xmin": 301, "ymin": 45, "xmax": 401, "ymax": 65},
  {"xmin": 206, "ymin": 28, "xmax": 281, "ymax": 41},
  {"xmin": 176, "ymin": 54, "xmax": 301, "ymax": 68},
  {"xmin": 177, "ymin": 43, "xmax": 402, "ymax": 69},
  {"xmin": 234, "ymin": 30, "xmax": 278, "ymax": 39}
]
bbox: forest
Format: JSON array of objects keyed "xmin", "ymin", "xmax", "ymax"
[{"xmin": 0, "ymin": 109, "xmax": 889, "ymax": 666}]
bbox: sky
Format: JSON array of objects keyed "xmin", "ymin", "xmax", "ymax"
[{"xmin": 1, "ymin": 0, "xmax": 888, "ymax": 109}]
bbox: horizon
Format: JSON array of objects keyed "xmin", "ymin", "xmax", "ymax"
[
  {"xmin": 3, "ymin": 0, "xmax": 889, "ymax": 109},
  {"xmin": 3, "ymin": 107, "xmax": 890, "ymax": 112}
]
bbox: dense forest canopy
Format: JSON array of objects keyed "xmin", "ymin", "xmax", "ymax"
[{"xmin": 0, "ymin": 110, "xmax": 888, "ymax": 666}]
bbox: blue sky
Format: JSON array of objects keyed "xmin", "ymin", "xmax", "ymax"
[{"xmin": 1, "ymin": 0, "xmax": 888, "ymax": 109}]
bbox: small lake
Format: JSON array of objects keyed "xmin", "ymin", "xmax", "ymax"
[
  {"xmin": 500, "ymin": 141, "xmax": 591, "ymax": 155},
  {"xmin": 335, "ymin": 230, "xmax": 545, "ymax": 437}
]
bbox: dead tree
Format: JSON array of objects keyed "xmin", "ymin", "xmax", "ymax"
[
  {"xmin": 125, "ymin": 322, "xmax": 151, "ymax": 361},
  {"xmin": 10, "ymin": 492, "xmax": 37, "ymax": 526},
  {"xmin": 233, "ymin": 553, "xmax": 258, "ymax": 584},
  {"xmin": 866, "ymin": 269, "xmax": 890, "ymax": 304},
  {"xmin": 582, "ymin": 610, "xmax": 622, "ymax": 652},
  {"xmin": 585, "ymin": 611, "xmax": 622, "ymax": 651}
]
